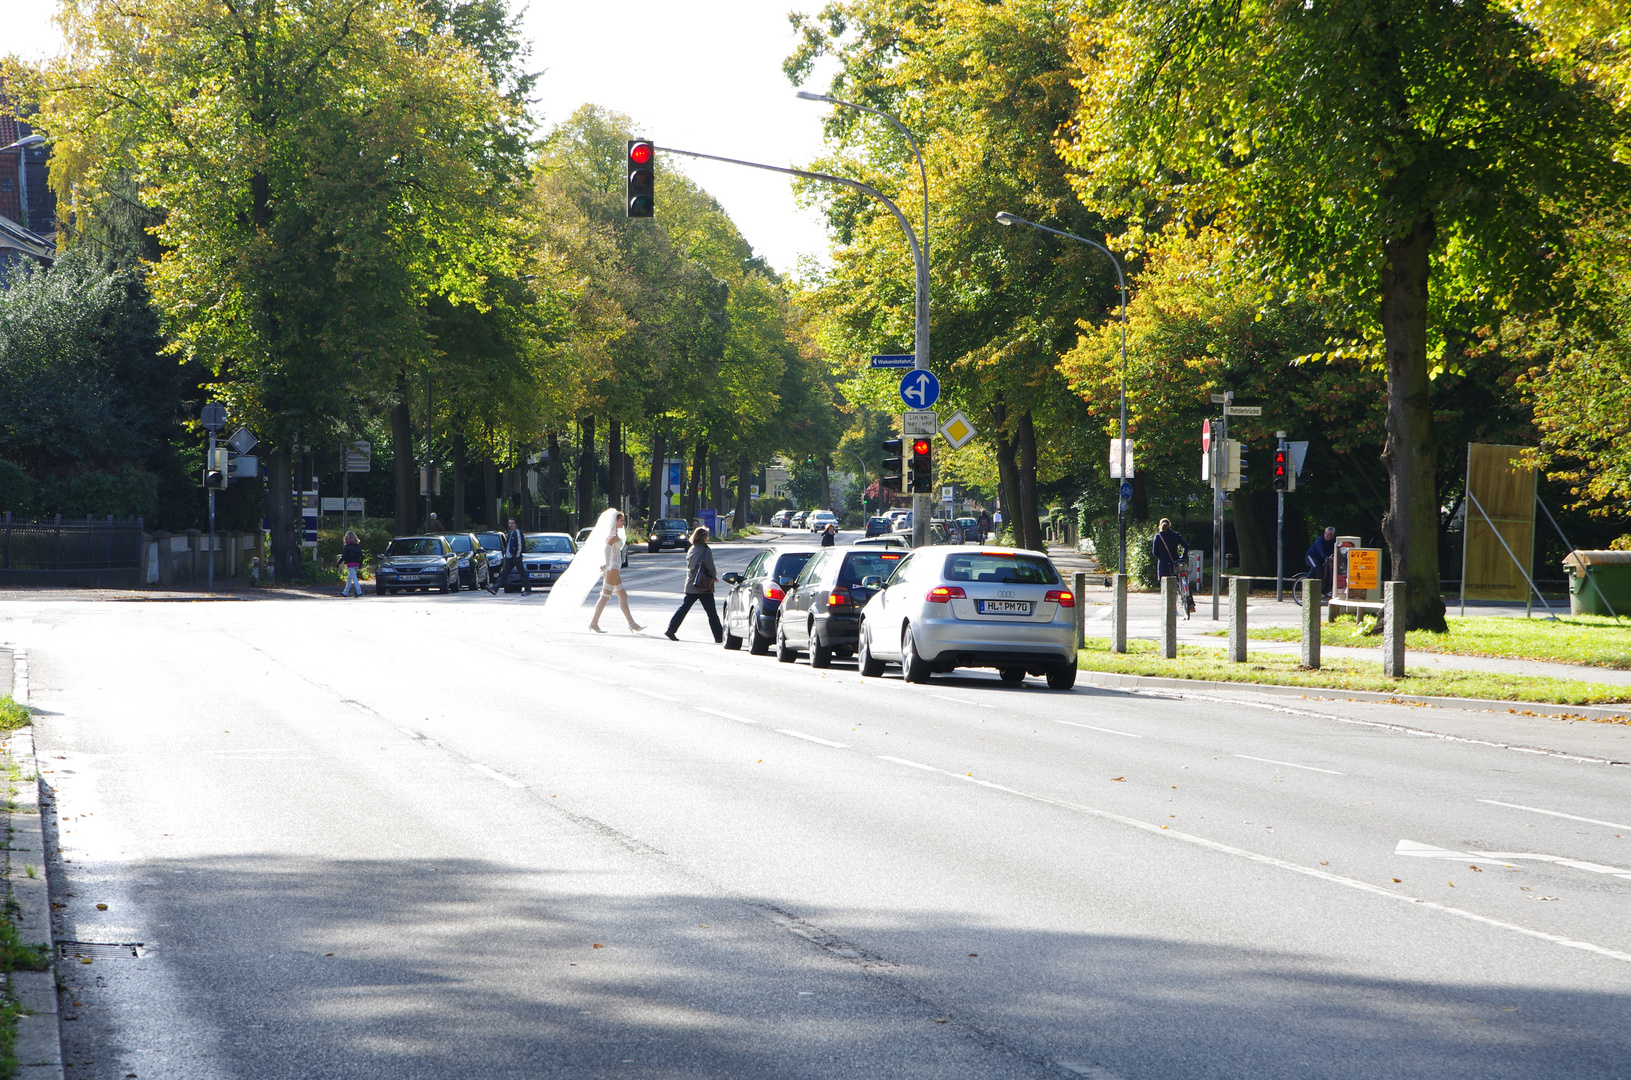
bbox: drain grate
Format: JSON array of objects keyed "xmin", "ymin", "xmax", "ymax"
[{"xmin": 58, "ymin": 941, "xmax": 143, "ymax": 960}]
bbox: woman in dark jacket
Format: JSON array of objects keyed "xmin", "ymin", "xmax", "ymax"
[
  {"xmin": 820, "ymin": 523, "xmax": 837, "ymax": 547},
  {"xmin": 665, "ymin": 527, "xmax": 722, "ymax": 642},
  {"xmin": 339, "ymin": 530, "xmax": 364, "ymax": 598},
  {"xmin": 1151, "ymin": 519, "xmax": 1188, "ymax": 580}
]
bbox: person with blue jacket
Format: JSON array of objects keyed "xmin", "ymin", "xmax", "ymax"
[
  {"xmin": 1151, "ymin": 519, "xmax": 1188, "ymax": 580},
  {"xmin": 1305, "ymin": 526, "xmax": 1337, "ymax": 596}
]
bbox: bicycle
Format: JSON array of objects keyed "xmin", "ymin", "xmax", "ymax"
[
  {"xmin": 1289, "ymin": 561, "xmax": 1330, "ymax": 606},
  {"xmin": 1173, "ymin": 567, "xmax": 1196, "ymax": 619}
]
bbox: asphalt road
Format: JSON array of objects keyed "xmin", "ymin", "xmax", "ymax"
[{"xmin": 5, "ymin": 529, "xmax": 1629, "ymax": 1079}]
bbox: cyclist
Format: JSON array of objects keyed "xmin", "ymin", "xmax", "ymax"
[
  {"xmin": 1304, "ymin": 525, "xmax": 1337, "ymax": 597},
  {"xmin": 1151, "ymin": 519, "xmax": 1196, "ymax": 615}
]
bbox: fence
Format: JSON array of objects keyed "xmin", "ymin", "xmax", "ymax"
[{"xmin": 0, "ymin": 514, "xmax": 146, "ymax": 587}]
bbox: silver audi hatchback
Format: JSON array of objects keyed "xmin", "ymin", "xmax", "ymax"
[{"xmin": 856, "ymin": 546, "xmax": 1078, "ymax": 688}]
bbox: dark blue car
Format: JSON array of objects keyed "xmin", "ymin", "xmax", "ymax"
[{"xmin": 720, "ymin": 546, "xmax": 816, "ymax": 655}]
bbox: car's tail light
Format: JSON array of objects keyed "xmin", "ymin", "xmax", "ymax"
[
  {"xmin": 765, "ymin": 585, "xmax": 785, "ymax": 602},
  {"xmin": 926, "ymin": 585, "xmax": 966, "ymax": 603},
  {"xmin": 1046, "ymin": 589, "xmax": 1075, "ymax": 608},
  {"xmin": 828, "ymin": 587, "xmax": 850, "ymax": 606}
]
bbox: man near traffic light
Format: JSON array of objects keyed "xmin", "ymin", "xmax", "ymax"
[{"xmin": 1304, "ymin": 526, "xmax": 1337, "ymax": 597}]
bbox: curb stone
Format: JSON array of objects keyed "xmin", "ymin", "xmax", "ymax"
[
  {"xmin": 1075, "ymin": 668, "xmax": 1631, "ymax": 728},
  {"xmin": 5, "ymin": 649, "xmax": 63, "ymax": 1080}
]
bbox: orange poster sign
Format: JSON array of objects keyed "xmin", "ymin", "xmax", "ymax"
[{"xmin": 1347, "ymin": 549, "xmax": 1379, "ymax": 592}]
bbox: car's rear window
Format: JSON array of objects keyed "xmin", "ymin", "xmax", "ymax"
[
  {"xmin": 525, "ymin": 535, "xmax": 575, "ymax": 553},
  {"xmin": 941, "ymin": 552, "xmax": 1059, "ymax": 585},
  {"xmin": 839, "ymin": 550, "xmax": 906, "ymax": 586},
  {"xmin": 444, "ymin": 534, "xmax": 473, "ymax": 552},
  {"xmin": 773, "ymin": 552, "xmax": 813, "ymax": 578},
  {"xmin": 476, "ymin": 533, "xmax": 503, "ymax": 550},
  {"xmin": 387, "ymin": 538, "xmax": 441, "ymax": 556}
]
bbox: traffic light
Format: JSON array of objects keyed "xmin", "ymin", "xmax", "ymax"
[
  {"xmin": 1221, "ymin": 438, "xmax": 1244, "ymax": 491},
  {"xmin": 909, "ymin": 437, "xmax": 932, "ymax": 493},
  {"xmin": 881, "ymin": 438, "xmax": 904, "ymax": 493},
  {"xmin": 205, "ymin": 445, "xmax": 229, "ymax": 489},
  {"xmin": 626, "ymin": 139, "xmax": 655, "ymax": 218},
  {"xmin": 1273, "ymin": 445, "xmax": 1295, "ymax": 492}
]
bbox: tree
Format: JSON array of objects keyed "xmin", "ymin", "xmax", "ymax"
[{"xmin": 1064, "ymin": 0, "xmax": 1631, "ymax": 628}]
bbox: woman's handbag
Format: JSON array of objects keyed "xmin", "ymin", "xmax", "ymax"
[{"xmin": 690, "ymin": 560, "xmax": 715, "ymax": 591}]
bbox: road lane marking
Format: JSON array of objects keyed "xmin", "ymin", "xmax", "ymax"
[
  {"xmin": 695, "ymin": 707, "xmax": 756, "ymax": 725},
  {"xmin": 1057, "ymin": 720, "xmax": 1142, "ymax": 739},
  {"xmin": 872, "ymin": 756, "xmax": 1631, "ymax": 965},
  {"xmin": 1057, "ymin": 1065, "xmax": 1125, "ymax": 1080},
  {"xmin": 627, "ymin": 687, "xmax": 680, "ymax": 702},
  {"xmin": 1396, "ymin": 839, "xmax": 1631, "ymax": 880},
  {"xmin": 1233, "ymin": 754, "xmax": 1343, "ymax": 775},
  {"xmin": 878, "ymin": 756, "xmax": 939, "ymax": 771},
  {"xmin": 467, "ymin": 763, "xmax": 527, "ymax": 789},
  {"xmin": 925, "ymin": 693, "xmax": 996, "ymax": 709},
  {"xmin": 776, "ymin": 729, "xmax": 850, "ymax": 749},
  {"xmin": 1477, "ymin": 799, "xmax": 1631, "ymax": 832}
]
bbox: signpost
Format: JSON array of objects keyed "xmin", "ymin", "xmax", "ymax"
[
  {"xmin": 340, "ymin": 440, "xmax": 370, "ymax": 531},
  {"xmin": 898, "ymin": 369, "xmax": 940, "ymax": 410},
  {"xmin": 901, "ymin": 410, "xmax": 938, "ymax": 435},
  {"xmin": 870, "ymin": 353, "xmax": 916, "ymax": 369},
  {"xmin": 1210, "ymin": 393, "xmax": 1234, "ymax": 619},
  {"xmin": 200, "ymin": 403, "xmax": 227, "ymax": 593}
]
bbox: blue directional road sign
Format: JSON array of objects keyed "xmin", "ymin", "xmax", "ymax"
[
  {"xmin": 870, "ymin": 354, "xmax": 916, "ymax": 369},
  {"xmin": 1120, "ymin": 481, "xmax": 1133, "ymax": 501},
  {"xmin": 898, "ymin": 369, "xmax": 941, "ymax": 410}
]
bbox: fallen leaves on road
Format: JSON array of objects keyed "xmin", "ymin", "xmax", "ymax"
[
  {"xmin": 95, "ymin": 903, "xmax": 108, "ymax": 910},
  {"xmin": 1111, "ymin": 776, "xmax": 1125, "ymax": 782},
  {"xmin": 593, "ymin": 943, "xmax": 604, "ymax": 948},
  {"xmin": 1469, "ymin": 865, "xmax": 1482, "ymax": 871}
]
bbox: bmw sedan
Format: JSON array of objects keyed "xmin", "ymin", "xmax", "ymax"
[
  {"xmin": 374, "ymin": 536, "xmax": 462, "ymax": 595},
  {"xmin": 720, "ymin": 546, "xmax": 816, "ymax": 655},
  {"xmin": 518, "ymin": 533, "xmax": 577, "ymax": 591},
  {"xmin": 856, "ymin": 546, "xmax": 1077, "ymax": 688}
]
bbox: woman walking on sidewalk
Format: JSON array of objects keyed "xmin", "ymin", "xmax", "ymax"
[
  {"xmin": 589, "ymin": 511, "xmax": 644, "ymax": 633},
  {"xmin": 665, "ymin": 527, "xmax": 722, "ymax": 642},
  {"xmin": 339, "ymin": 530, "xmax": 364, "ymax": 597}
]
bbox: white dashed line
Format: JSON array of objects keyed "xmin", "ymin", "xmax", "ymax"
[
  {"xmin": 776, "ymin": 729, "xmax": 850, "ymax": 749},
  {"xmin": 695, "ymin": 706, "xmax": 757, "ymax": 725},
  {"xmin": 468, "ymin": 763, "xmax": 527, "ymax": 789},
  {"xmin": 627, "ymin": 687, "xmax": 680, "ymax": 702},
  {"xmin": 1233, "ymin": 754, "xmax": 1344, "ymax": 775},
  {"xmin": 1477, "ymin": 799, "xmax": 1631, "ymax": 832},
  {"xmin": 877, "ymin": 755, "xmax": 939, "ymax": 771},
  {"xmin": 1057, "ymin": 720, "xmax": 1142, "ymax": 738}
]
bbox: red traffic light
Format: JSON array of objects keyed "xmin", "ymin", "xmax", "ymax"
[
  {"xmin": 912, "ymin": 439, "xmax": 930, "ymax": 455},
  {"xmin": 628, "ymin": 141, "xmax": 653, "ymax": 165}
]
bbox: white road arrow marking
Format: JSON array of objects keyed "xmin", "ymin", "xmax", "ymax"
[{"xmin": 1396, "ymin": 839, "xmax": 1631, "ymax": 880}]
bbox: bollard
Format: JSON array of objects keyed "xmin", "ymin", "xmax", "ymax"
[
  {"xmin": 1383, "ymin": 580, "xmax": 1406, "ymax": 677},
  {"xmin": 1228, "ymin": 576, "xmax": 1248, "ymax": 662},
  {"xmin": 1074, "ymin": 571, "xmax": 1087, "ymax": 648},
  {"xmin": 1111, "ymin": 573, "xmax": 1128, "ymax": 654},
  {"xmin": 1301, "ymin": 576, "xmax": 1321, "ymax": 668},
  {"xmin": 1161, "ymin": 575, "xmax": 1178, "ymax": 659}
]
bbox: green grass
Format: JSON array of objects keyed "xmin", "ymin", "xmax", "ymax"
[
  {"xmin": 1236, "ymin": 615, "xmax": 1631, "ymax": 669},
  {"xmin": 1075, "ymin": 639, "xmax": 1631, "ymax": 708},
  {"xmin": 0, "ymin": 697, "xmax": 28, "ymax": 734}
]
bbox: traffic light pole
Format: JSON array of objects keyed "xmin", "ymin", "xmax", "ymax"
[
  {"xmin": 207, "ymin": 429, "xmax": 216, "ymax": 595},
  {"xmin": 1276, "ymin": 430, "xmax": 1287, "ymax": 603},
  {"xmin": 652, "ymin": 144, "xmax": 930, "ymax": 546},
  {"xmin": 1212, "ymin": 404, "xmax": 1229, "ymax": 621}
]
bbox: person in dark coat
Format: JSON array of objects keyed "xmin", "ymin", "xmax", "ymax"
[
  {"xmin": 489, "ymin": 517, "xmax": 528, "ymax": 594},
  {"xmin": 820, "ymin": 523, "xmax": 837, "ymax": 547},
  {"xmin": 1151, "ymin": 519, "xmax": 1188, "ymax": 579},
  {"xmin": 1305, "ymin": 526, "xmax": 1337, "ymax": 596},
  {"xmin": 665, "ymin": 527, "xmax": 722, "ymax": 642}
]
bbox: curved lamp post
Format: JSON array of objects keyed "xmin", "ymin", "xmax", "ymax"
[{"xmin": 995, "ymin": 211, "xmax": 1129, "ymax": 575}]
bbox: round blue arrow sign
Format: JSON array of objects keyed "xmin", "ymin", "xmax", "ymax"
[
  {"xmin": 1120, "ymin": 481, "xmax": 1133, "ymax": 500},
  {"xmin": 898, "ymin": 369, "xmax": 941, "ymax": 410}
]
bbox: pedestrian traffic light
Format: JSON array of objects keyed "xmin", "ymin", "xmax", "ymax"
[
  {"xmin": 909, "ymin": 437, "xmax": 932, "ymax": 493},
  {"xmin": 881, "ymin": 438, "xmax": 904, "ymax": 493},
  {"xmin": 626, "ymin": 139, "xmax": 655, "ymax": 218},
  {"xmin": 205, "ymin": 445, "xmax": 229, "ymax": 489},
  {"xmin": 1273, "ymin": 445, "xmax": 1295, "ymax": 492}
]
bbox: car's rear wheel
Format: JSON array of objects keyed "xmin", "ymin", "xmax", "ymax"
[
  {"xmin": 1046, "ymin": 663, "xmax": 1078, "ymax": 690},
  {"xmin": 749, "ymin": 608, "xmax": 772, "ymax": 655},
  {"xmin": 901, "ymin": 626, "xmax": 931, "ymax": 684},
  {"xmin": 775, "ymin": 620, "xmax": 797, "ymax": 664},
  {"xmin": 857, "ymin": 625, "xmax": 885, "ymax": 677},
  {"xmin": 998, "ymin": 668, "xmax": 1025, "ymax": 684},
  {"xmin": 810, "ymin": 628, "xmax": 832, "ymax": 668}
]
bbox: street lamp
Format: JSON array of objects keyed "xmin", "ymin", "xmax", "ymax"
[
  {"xmin": 1, "ymin": 133, "xmax": 46, "ymax": 232},
  {"xmin": 798, "ymin": 90, "xmax": 933, "ymax": 549},
  {"xmin": 995, "ymin": 211, "xmax": 1129, "ymax": 574}
]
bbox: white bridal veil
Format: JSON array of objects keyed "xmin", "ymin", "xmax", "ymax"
[{"xmin": 539, "ymin": 507, "xmax": 623, "ymax": 624}]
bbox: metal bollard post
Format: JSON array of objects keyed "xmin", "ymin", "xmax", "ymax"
[
  {"xmin": 1161, "ymin": 575, "xmax": 1177, "ymax": 659},
  {"xmin": 1301, "ymin": 577, "xmax": 1321, "ymax": 668},
  {"xmin": 1111, "ymin": 573, "xmax": 1128, "ymax": 654},
  {"xmin": 1383, "ymin": 580, "xmax": 1406, "ymax": 677},
  {"xmin": 1228, "ymin": 576, "xmax": 1248, "ymax": 662},
  {"xmin": 1073, "ymin": 571, "xmax": 1087, "ymax": 648}
]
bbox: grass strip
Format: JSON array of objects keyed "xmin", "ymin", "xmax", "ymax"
[
  {"xmin": 1075, "ymin": 639, "xmax": 1631, "ymax": 708},
  {"xmin": 0, "ymin": 698, "xmax": 27, "ymax": 735},
  {"xmin": 1232, "ymin": 615, "xmax": 1631, "ymax": 668}
]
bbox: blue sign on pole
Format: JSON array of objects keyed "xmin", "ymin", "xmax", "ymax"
[
  {"xmin": 1119, "ymin": 481, "xmax": 1133, "ymax": 501},
  {"xmin": 898, "ymin": 369, "xmax": 941, "ymax": 410},
  {"xmin": 870, "ymin": 354, "xmax": 916, "ymax": 369}
]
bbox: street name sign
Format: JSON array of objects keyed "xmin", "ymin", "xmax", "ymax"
[
  {"xmin": 1225, "ymin": 405, "xmax": 1262, "ymax": 416},
  {"xmin": 938, "ymin": 410, "xmax": 977, "ymax": 449},
  {"xmin": 1109, "ymin": 438, "xmax": 1135, "ymax": 479},
  {"xmin": 902, "ymin": 410, "xmax": 938, "ymax": 435},
  {"xmin": 870, "ymin": 353, "xmax": 915, "ymax": 369},
  {"xmin": 898, "ymin": 369, "xmax": 941, "ymax": 410},
  {"xmin": 342, "ymin": 441, "xmax": 372, "ymax": 473}
]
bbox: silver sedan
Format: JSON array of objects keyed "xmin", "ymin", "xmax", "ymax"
[{"xmin": 856, "ymin": 546, "xmax": 1078, "ymax": 688}]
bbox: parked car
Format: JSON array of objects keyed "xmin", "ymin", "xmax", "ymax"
[
  {"xmin": 436, "ymin": 532, "xmax": 492, "ymax": 590},
  {"xmin": 720, "ymin": 546, "xmax": 817, "ymax": 655},
  {"xmin": 374, "ymin": 536, "xmax": 462, "ymax": 595},
  {"xmin": 865, "ymin": 516, "xmax": 891, "ymax": 537},
  {"xmin": 475, "ymin": 530, "xmax": 506, "ymax": 567},
  {"xmin": 853, "ymin": 534, "xmax": 910, "ymax": 549},
  {"xmin": 513, "ymin": 532, "xmax": 577, "ymax": 592},
  {"xmin": 891, "ymin": 511, "xmax": 913, "ymax": 533},
  {"xmin": 807, "ymin": 510, "xmax": 839, "ymax": 533},
  {"xmin": 928, "ymin": 519, "xmax": 963, "ymax": 545},
  {"xmin": 576, "ymin": 527, "xmax": 594, "ymax": 544},
  {"xmin": 789, "ymin": 511, "xmax": 810, "ymax": 530},
  {"xmin": 770, "ymin": 509, "xmax": 794, "ymax": 528},
  {"xmin": 955, "ymin": 517, "xmax": 982, "ymax": 542},
  {"xmin": 775, "ymin": 547, "xmax": 910, "ymax": 667},
  {"xmin": 648, "ymin": 518, "xmax": 691, "ymax": 552},
  {"xmin": 855, "ymin": 546, "xmax": 1077, "ymax": 688}
]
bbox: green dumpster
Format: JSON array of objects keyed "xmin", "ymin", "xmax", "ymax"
[{"xmin": 1561, "ymin": 550, "xmax": 1631, "ymax": 616}]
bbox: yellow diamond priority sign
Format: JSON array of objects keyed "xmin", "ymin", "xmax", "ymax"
[{"xmin": 938, "ymin": 410, "xmax": 977, "ymax": 450}]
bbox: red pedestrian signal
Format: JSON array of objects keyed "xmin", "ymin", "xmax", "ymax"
[
  {"xmin": 1273, "ymin": 446, "xmax": 1295, "ymax": 492},
  {"xmin": 626, "ymin": 139, "xmax": 655, "ymax": 218}
]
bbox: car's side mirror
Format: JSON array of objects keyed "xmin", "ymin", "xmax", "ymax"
[
  {"xmin": 861, "ymin": 575, "xmax": 883, "ymax": 588},
  {"xmin": 723, "ymin": 572, "xmax": 742, "ymax": 585}
]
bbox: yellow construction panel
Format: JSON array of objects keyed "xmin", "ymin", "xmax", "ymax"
[{"xmin": 1463, "ymin": 444, "xmax": 1536, "ymax": 601}]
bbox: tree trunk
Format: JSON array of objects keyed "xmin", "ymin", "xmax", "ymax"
[
  {"xmin": 735, "ymin": 454, "xmax": 750, "ymax": 530},
  {"xmin": 649, "ymin": 432, "xmax": 666, "ymax": 525},
  {"xmin": 685, "ymin": 439, "xmax": 706, "ymax": 521},
  {"xmin": 1379, "ymin": 215, "xmax": 1447, "ymax": 632},
  {"xmin": 483, "ymin": 460, "xmax": 498, "ymax": 528},
  {"xmin": 577, "ymin": 416, "xmax": 596, "ymax": 525},
  {"xmin": 818, "ymin": 455, "xmax": 831, "ymax": 512},
  {"xmin": 391, "ymin": 375, "xmax": 415, "ymax": 538},
  {"xmin": 546, "ymin": 430, "xmax": 563, "ymax": 531},
  {"xmin": 265, "ymin": 446, "xmax": 299, "ymax": 580},
  {"xmin": 993, "ymin": 431, "xmax": 1021, "ymax": 542},
  {"xmin": 1016, "ymin": 411, "xmax": 1043, "ymax": 551},
  {"xmin": 607, "ymin": 419, "xmax": 623, "ymax": 511},
  {"xmin": 450, "ymin": 430, "xmax": 466, "ymax": 530}
]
